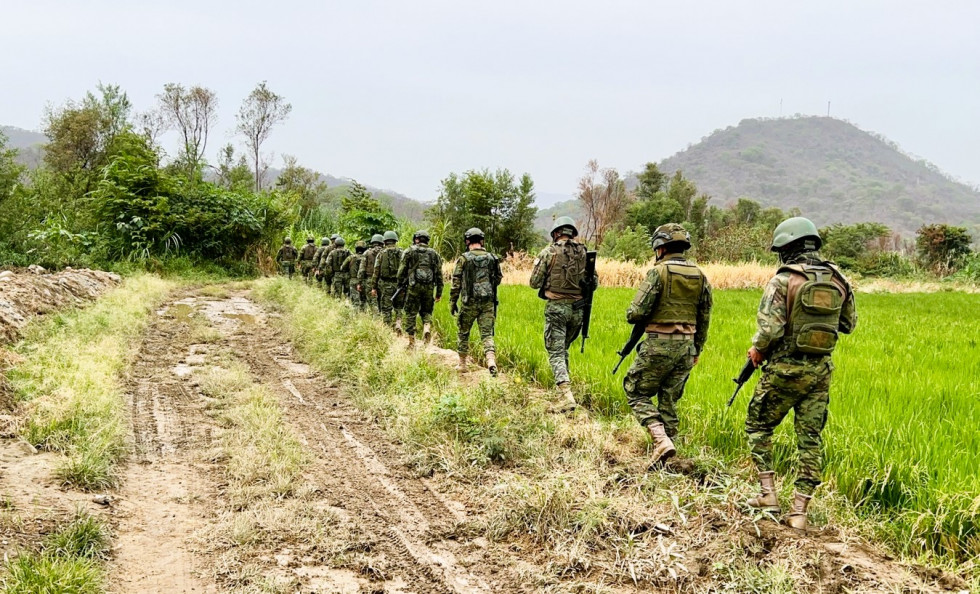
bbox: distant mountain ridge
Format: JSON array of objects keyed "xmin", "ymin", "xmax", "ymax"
[{"xmin": 657, "ymin": 117, "xmax": 980, "ymax": 237}]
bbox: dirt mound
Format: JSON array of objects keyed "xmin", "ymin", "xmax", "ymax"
[{"xmin": 0, "ymin": 266, "xmax": 121, "ymax": 344}]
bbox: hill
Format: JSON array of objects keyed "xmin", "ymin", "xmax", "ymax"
[
  {"xmin": 1, "ymin": 125, "xmax": 45, "ymax": 168},
  {"xmin": 657, "ymin": 117, "xmax": 980, "ymax": 238}
]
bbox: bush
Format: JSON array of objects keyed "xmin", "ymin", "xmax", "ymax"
[
  {"xmin": 916, "ymin": 224, "xmax": 973, "ymax": 275},
  {"xmin": 598, "ymin": 225, "xmax": 653, "ymax": 263}
]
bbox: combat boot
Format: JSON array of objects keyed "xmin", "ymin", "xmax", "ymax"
[
  {"xmin": 485, "ymin": 351, "xmax": 497, "ymax": 376},
  {"xmin": 394, "ymin": 319, "xmax": 403, "ymax": 335},
  {"xmin": 457, "ymin": 353, "xmax": 468, "ymax": 373},
  {"xmin": 785, "ymin": 492, "xmax": 812, "ymax": 530},
  {"xmin": 647, "ymin": 423, "xmax": 676, "ymax": 462},
  {"xmin": 423, "ymin": 322, "xmax": 432, "ymax": 344},
  {"xmin": 746, "ymin": 471, "xmax": 782, "ymax": 513},
  {"xmin": 407, "ymin": 335, "xmax": 416, "ymax": 349},
  {"xmin": 552, "ymin": 382, "xmax": 577, "ymax": 413}
]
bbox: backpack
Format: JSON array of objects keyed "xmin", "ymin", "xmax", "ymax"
[
  {"xmin": 544, "ymin": 241, "xmax": 586, "ymax": 295},
  {"xmin": 300, "ymin": 244, "xmax": 317, "ymax": 260},
  {"xmin": 463, "ymin": 251, "xmax": 500, "ymax": 303},
  {"xmin": 782, "ymin": 264, "xmax": 848, "ymax": 356},
  {"xmin": 411, "ymin": 247, "xmax": 438, "ymax": 285},
  {"xmin": 379, "ymin": 247, "xmax": 400, "ymax": 280}
]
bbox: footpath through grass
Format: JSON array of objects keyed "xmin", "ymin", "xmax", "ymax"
[
  {"xmin": 9, "ymin": 273, "xmax": 176, "ymax": 489},
  {"xmin": 431, "ymin": 285, "xmax": 980, "ymax": 566}
]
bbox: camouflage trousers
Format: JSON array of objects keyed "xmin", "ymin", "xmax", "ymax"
[
  {"xmin": 300, "ymin": 261, "xmax": 314, "ymax": 281},
  {"xmin": 278, "ymin": 261, "xmax": 296, "ymax": 278},
  {"xmin": 543, "ymin": 299, "xmax": 583, "ymax": 386},
  {"xmin": 348, "ymin": 278, "xmax": 365, "ymax": 309},
  {"xmin": 457, "ymin": 299, "xmax": 495, "ymax": 356},
  {"xmin": 377, "ymin": 280, "xmax": 404, "ymax": 327},
  {"xmin": 331, "ymin": 274, "xmax": 349, "ymax": 297},
  {"xmin": 403, "ymin": 284, "xmax": 436, "ymax": 337},
  {"xmin": 622, "ymin": 334, "xmax": 696, "ymax": 437},
  {"xmin": 745, "ymin": 356, "xmax": 833, "ymax": 495}
]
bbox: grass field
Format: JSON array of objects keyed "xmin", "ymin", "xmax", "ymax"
[{"xmin": 431, "ymin": 285, "xmax": 980, "ymax": 563}]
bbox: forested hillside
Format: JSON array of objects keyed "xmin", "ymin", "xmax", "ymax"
[{"xmin": 657, "ymin": 117, "xmax": 980, "ymax": 237}]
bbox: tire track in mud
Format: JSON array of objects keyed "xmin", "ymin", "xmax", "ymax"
[
  {"xmin": 211, "ymin": 293, "xmax": 514, "ymax": 593},
  {"xmin": 110, "ymin": 302, "xmax": 219, "ymax": 594}
]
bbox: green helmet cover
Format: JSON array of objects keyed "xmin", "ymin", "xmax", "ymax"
[
  {"xmin": 284, "ymin": 237, "xmax": 292, "ymax": 244},
  {"xmin": 306, "ymin": 236, "xmax": 315, "ymax": 243},
  {"xmin": 464, "ymin": 227, "xmax": 485, "ymax": 242},
  {"xmin": 651, "ymin": 223, "xmax": 691, "ymax": 251},
  {"xmin": 550, "ymin": 216, "xmax": 578, "ymax": 238},
  {"xmin": 355, "ymin": 240, "xmax": 366, "ymax": 252},
  {"xmin": 321, "ymin": 237, "xmax": 330, "ymax": 246},
  {"xmin": 771, "ymin": 217, "xmax": 821, "ymax": 252},
  {"xmin": 413, "ymin": 229, "xmax": 431, "ymax": 242},
  {"xmin": 383, "ymin": 230, "xmax": 398, "ymax": 242},
  {"xmin": 370, "ymin": 234, "xmax": 384, "ymax": 245},
  {"xmin": 334, "ymin": 237, "xmax": 346, "ymax": 247}
]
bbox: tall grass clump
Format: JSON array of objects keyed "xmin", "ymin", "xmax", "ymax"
[
  {"xmin": 1, "ymin": 511, "xmax": 110, "ymax": 594},
  {"xmin": 10, "ymin": 274, "xmax": 175, "ymax": 489},
  {"xmin": 433, "ymin": 284, "xmax": 980, "ymax": 564}
]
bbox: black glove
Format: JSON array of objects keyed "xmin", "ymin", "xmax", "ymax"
[{"xmin": 451, "ymin": 301, "xmax": 459, "ymax": 316}]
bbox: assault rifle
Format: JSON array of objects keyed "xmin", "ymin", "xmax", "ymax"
[
  {"xmin": 727, "ymin": 357, "xmax": 758, "ymax": 407},
  {"xmin": 579, "ymin": 250, "xmax": 598, "ymax": 353},
  {"xmin": 612, "ymin": 323, "xmax": 646, "ymax": 374},
  {"xmin": 391, "ymin": 284, "xmax": 406, "ymax": 304}
]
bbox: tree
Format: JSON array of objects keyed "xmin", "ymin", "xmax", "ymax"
[
  {"xmin": 157, "ymin": 83, "xmax": 218, "ymax": 172},
  {"xmin": 0, "ymin": 132, "xmax": 24, "ymax": 208},
  {"xmin": 916, "ymin": 224, "xmax": 973, "ymax": 274},
  {"xmin": 577, "ymin": 159, "xmax": 631, "ymax": 247},
  {"xmin": 339, "ymin": 180, "xmax": 396, "ymax": 240},
  {"xmin": 427, "ymin": 168, "xmax": 539, "ymax": 258},
  {"xmin": 820, "ymin": 222, "xmax": 892, "ymax": 269},
  {"xmin": 215, "ymin": 144, "xmax": 254, "ymax": 193},
  {"xmin": 276, "ymin": 155, "xmax": 328, "ymax": 215},
  {"xmin": 236, "ymin": 81, "xmax": 292, "ymax": 192}
]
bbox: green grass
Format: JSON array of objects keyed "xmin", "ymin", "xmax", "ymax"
[
  {"xmin": 432, "ymin": 286, "xmax": 980, "ymax": 563},
  {"xmin": 1, "ymin": 512, "xmax": 110, "ymax": 594},
  {"xmin": 9, "ymin": 273, "xmax": 176, "ymax": 489}
]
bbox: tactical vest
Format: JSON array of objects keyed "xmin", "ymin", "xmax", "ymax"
[
  {"xmin": 300, "ymin": 244, "xmax": 317, "ymax": 261},
  {"xmin": 544, "ymin": 241, "xmax": 586, "ymax": 296},
  {"xmin": 329, "ymin": 248, "xmax": 351, "ymax": 273},
  {"xmin": 649, "ymin": 260, "xmax": 703, "ymax": 325},
  {"xmin": 781, "ymin": 264, "xmax": 848, "ymax": 356},
  {"xmin": 377, "ymin": 247, "xmax": 401, "ymax": 280},
  {"xmin": 362, "ymin": 247, "xmax": 381, "ymax": 279},
  {"xmin": 280, "ymin": 246, "xmax": 298, "ymax": 261},
  {"xmin": 462, "ymin": 250, "xmax": 498, "ymax": 304},
  {"xmin": 408, "ymin": 245, "xmax": 439, "ymax": 286}
]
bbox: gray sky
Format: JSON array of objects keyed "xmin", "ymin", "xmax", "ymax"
[{"xmin": 4, "ymin": 0, "xmax": 978, "ymax": 203}]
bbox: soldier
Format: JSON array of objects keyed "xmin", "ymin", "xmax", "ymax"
[
  {"xmin": 450, "ymin": 228, "xmax": 502, "ymax": 375},
  {"xmin": 359, "ymin": 234, "xmax": 385, "ymax": 313},
  {"xmin": 744, "ymin": 217, "xmax": 857, "ymax": 530},
  {"xmin": 312, "ymin": 237, "xmax": 330, "ymax": 288},
  {"xmin": 622, "ymin": 224, "xmax": 712, "ymax": 463},
  {"xmin": 397, "ymin": 230, "xmax": 443, "ymax": 348},
  {"xmin": 299, "ymin": 237, "xmax": 318, "ymax": 283},
  {"xmin": 316, "ymin": 235, "xmax": 338, "ymax": 290},
  {"xmin": 275, "ymin": 237, "xmax": 298, "ymax": 279},
  {"xmin": 325, "ymin": 237, "xmax": 352, "ymax": 297},
  {"xmin": 372, "ymin": 231, "xmax": 405, "ymax": 330},
  {"xmin": 343, "ymin": 241, "xmax": 368, "ymax": 308},
  {"xmin": 529, "ymin": 216, "xmax": 596, "ymax": 411}
]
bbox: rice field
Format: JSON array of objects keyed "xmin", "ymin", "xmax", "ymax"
[{"xmin": 431, "ymin": 285, "xmax": 980, "ymax": 562}]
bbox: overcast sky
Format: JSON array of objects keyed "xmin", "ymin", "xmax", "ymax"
[{"xmin": 3, "ymin": 0, "xmax": 978, "ymax": 203}]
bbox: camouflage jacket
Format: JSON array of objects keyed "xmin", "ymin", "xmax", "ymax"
[
  {"xmin": 342, "ymin": 253, "xmax": 364, "ymax": 276},
  {"xmin": 276, "ymin": 245, "xmax": 298, "ymax": 262},
  {"xmin": 312, "ymin": 246, "xmax": 326, "ymax": 268},
  {"xmin": 752, "ymin": 251, "xmax": 858, "ymax": 358},
  {"xmin": 529, "ymin": 239, "xmax": 596, "ymax": 298},
  {"xmin": 397, "ymin": 243, "xmax": 444, "ymax": 297},
  {"xmin": 359, "ymin": 246, "xmax": 383, "ymax": 284},
  {"xmin": 450, "ymin": 248, "xmax": 499, "ymax": 304},
  {"xmin": 626, "ymin": 254, "xmax": 713, "ymax": 355},
  {"xmin": 372, "ymin": 246, "xmax": 403, "ymax": 289},
  {"xmin": 325, "ymin": 247, "xmax": 351, "ymax": 274}
]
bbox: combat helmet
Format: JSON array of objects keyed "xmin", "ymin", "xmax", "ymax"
[
  {"xmin": 306, "ymin": 236, "xmax": 314, "ymax": 243},
  {"xmin": 651, "ymin": 223, "xmax": 691, "ymax": 251},
  {"xmin": 413, "ymin": 229, "xmax": 431, "ymax": 243},
  {"xmin": 383, "ymin": 230, "xmax": 398, "ymax": 243},
  {"xmin": 334, "ymin": 237, "xmax": 346, "ymax": 247},
  {"xmin": 355, "ymin": 240, "xmax": 366, "ymax": 253},
  {"xmin": 320, "ymin": 237, "xmax": 330, "ymax": 246},
  {"xmin": 284, "ymin": 237, "xmax": 292, "ymax": 244},
  {"xmin": 464, "ymin": 227, "xmax": 485, "ymax": 243},
  {"xmin": 771, "ymin": 217, "xmax": 822, "ymax": 252},
  {"xmin": 370, "ymin": 234, "xmax": 384, "ymax": 245},
  {"xmin": 550, "ymin": 216, "xmax": 578, "ymax": 238}
]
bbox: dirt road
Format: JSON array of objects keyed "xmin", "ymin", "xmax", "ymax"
[{"xmin": 108, "ymin": 289, "xmax": 522, "ymax": 593}]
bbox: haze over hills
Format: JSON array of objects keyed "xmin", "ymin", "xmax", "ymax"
[{"xmin": 657, "ymin": 117, "xmax": 980, "ymax": 237}]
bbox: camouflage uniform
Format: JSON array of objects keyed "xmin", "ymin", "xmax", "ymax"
[
  {"xmin": 529, "ymin": 238, "xmax": 593, "ymax": 386},
  {"xmin": 397, "ymin": 242, "xmax": 443, "ymax": 338},
  {"xmin": 275, "ymin": 242, "xmax": 298, "ymax": 278},
  {"xmin": 746, "ymin": 251, "xmax": 857, "ymax": 495},
  {"xmin": 299, "ymin": 241, "xmax": 318, "ymax": 280},
  {"xmin": 315, "ymin": 242, "xmax": 336, "ymax": 289},
  {"xmin": 450, "ymin": 248, "xmax": 501, "ymax": 357},
  {"xmin": 325, "ymin": 245, "xmax": 352, "ymax": 297},
  {"xmin": 373, "ymin": 245, "xmax": 404, "ymax": 327},
  {"xmin": 360, "ymin": 244, "xmax": 384, "ymax": 313},
  {"xmin": 343, "ymin": 250, "xmax": 366, "ymax": 308},
  {"xmin": 622, "ymin": 254, "xmax": 712, "ymax": 437}
]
